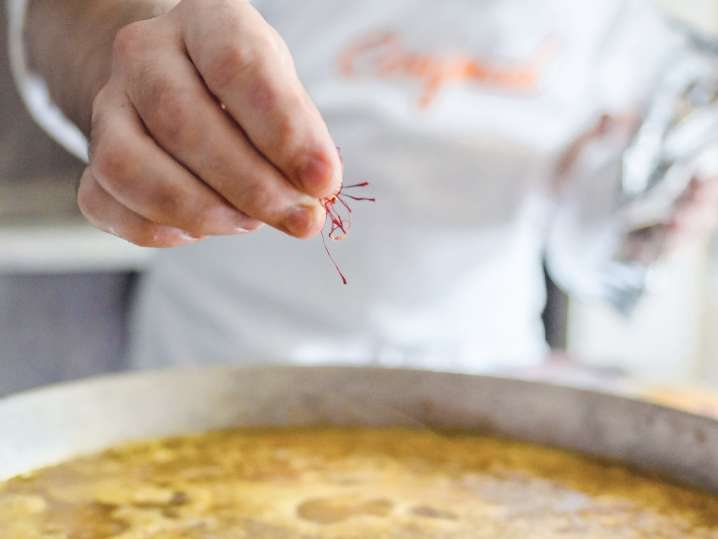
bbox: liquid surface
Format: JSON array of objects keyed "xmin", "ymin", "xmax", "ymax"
[{"xmin": 2, "ymin": 428, "xmax": 718, "ymax": 538}]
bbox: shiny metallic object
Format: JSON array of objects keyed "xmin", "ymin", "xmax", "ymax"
[
  {"xmin": 1, "ymin": 366, "xmax": 717, "ymax": 494},
  {"xmin": 612, "ymin": 43, "xmax": 718, "ymax": 313},
  {"xmin": 547, "ymin": 21, "xmax": 718, "ymax": 315}
]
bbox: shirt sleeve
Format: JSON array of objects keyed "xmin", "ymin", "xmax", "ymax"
[{"xmin": 6, "ymin": 0, "xmax": 89, "ymax": 161}]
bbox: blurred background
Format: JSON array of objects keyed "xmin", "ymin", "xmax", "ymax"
[
  {"xmin": 0, "ymin": 2, "xmax": 150, "ymax": 395},
  {"xmin": 1, "ymin": 1, "xmax": 717, "ymax": 397}
]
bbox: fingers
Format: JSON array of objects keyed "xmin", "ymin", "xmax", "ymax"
[
  {"xmin": 77, "ymin": 168, "xmax": 201, "ymax": 248},
  {"xmin": 177, "ymin": 0, "xmax": 342, "ymax": 198},
  {"xmin": 90, "ymin": 88, "xmax": 262, "ymax": 238},
  {"xmin": 668, "ymin": 178, "xmax": 718, "ymax": 249},
  {"xmin": 115, "ymin": 21, "xmax": 325, "ymax": 238}
]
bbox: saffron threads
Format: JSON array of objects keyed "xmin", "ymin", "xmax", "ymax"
[{"xmin": 321, "ymin": 181, "xmax": 375, "ymax": 285}]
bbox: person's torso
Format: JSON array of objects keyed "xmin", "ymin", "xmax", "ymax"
[{"xmin": 130, "ymin": 0, "xmax": 678, "ymax": 371}]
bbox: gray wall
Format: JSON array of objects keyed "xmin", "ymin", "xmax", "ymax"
[{"xmin": 0, "ymin": 274, "xmax": 133, "ymax": 396}]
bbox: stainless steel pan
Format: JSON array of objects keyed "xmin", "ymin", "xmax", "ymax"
[{"xmin": 1, "ymin": 366, "xmax": 717, "ymax": 494}]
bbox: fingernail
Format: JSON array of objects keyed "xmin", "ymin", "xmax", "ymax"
[
  {"xmin": 159, "ymin": 227, "xmax": 202, "ymax": 244},
  {"xmin": 284, "ymin": 204, "xmax": 320, "ymax": 237},
  {"xmin": 205, "ymin": 206, "xmax": 252, "ymax": 235},
  {"xmin": 300, "ymin": 155, "xmax": 333, "ymax": 192},
  {"xmin": 174, "ymin": 230, "xmax": 203, "ymax": 244}
]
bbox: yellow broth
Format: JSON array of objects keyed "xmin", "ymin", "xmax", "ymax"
[{"xmin": 1, "ymin": 427, "xmax": 718, "ymax": 538}]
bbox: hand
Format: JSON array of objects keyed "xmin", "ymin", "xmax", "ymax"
[
  {"xmin": 668, "ymin": 176, "xmax": 718, "ymax": 249},
  {"xmin": 557, "ymin": 115, "xmax": 718, "ymax": 253},
  {"xmin": 77, "ymin": 0, "xmax": 341, "ymax": 247}
]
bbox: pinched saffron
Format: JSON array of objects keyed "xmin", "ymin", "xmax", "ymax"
[{"xmin": 321, "ymin": 181, "xmax": 375, "ymax": 285}]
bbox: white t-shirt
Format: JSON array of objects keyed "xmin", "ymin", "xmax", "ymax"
[{"xmin": 7, "ymin": 0, "xmax": 683, "ymax": 372}]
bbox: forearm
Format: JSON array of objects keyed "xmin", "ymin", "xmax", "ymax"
[{"xmin": 25, "ymin": 0, "xmax": 179, "ymax": 135}]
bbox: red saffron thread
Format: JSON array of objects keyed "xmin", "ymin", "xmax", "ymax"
[{"xmin": 321, "ymin": 181, "xmax": 375, "ymax": 285}]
